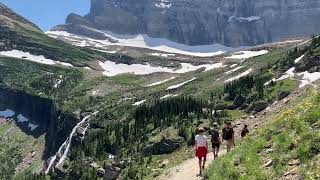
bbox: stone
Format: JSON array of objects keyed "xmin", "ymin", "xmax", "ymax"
[
  {"xmin": 97, "ymin": 168, "xmax": 105, "ymax": 177},
  {"xmin": 288, "ymin": 159, "xmax": 300, "ymax": 166},
  {"xmin": 104, "ymin": 165, "xmax": 121, "ymax": 180},
  {"xmin": 159, "ymin": 159, "xmax": 170, "ymax": 168},
  {"xmin": 263, "ymin": 160, "xmax": 273, "ymax": 167},
  {"xmin": 278, "ymin": 91, "xmax": 290, "ymax": 101},
  {"xmin": 246, "ymin": 100, "xmax": 268, "ymax": 113}
]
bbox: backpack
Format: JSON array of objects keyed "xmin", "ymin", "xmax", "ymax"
[
  {"xmin": 241, "ymin": 128, "xmax": 249, "ymax": 137},
  {"xmin": 210, "ymin": 129, "xmax": 220, "ymax": 144},
  {"xmin": 222, "ymin": 128, "xmax": 233, "ymax": 140}
]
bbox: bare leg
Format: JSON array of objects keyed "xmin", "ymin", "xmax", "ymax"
[
  {"xmin": 227, "ymin": 142, "xmax": 231, "ymax": 153},
  {"xmin": 215, "ymin": 147, "xmax": 219, "ymax": 158},
  {"xmin": 198, "ymin": 158, "xmax": 202, "ymax": 175},
  {"xmin": 202, "ymin": 157, "xmax": 206, "ymax": 171}
]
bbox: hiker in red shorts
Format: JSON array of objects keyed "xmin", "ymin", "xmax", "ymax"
[{"xmin": 194, "ymin": 127, "xmax": 208, "ymax": 176}]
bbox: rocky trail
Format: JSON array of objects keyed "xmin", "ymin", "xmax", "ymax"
[{"xmin": 158, "ymin": 85, "xmax": 311, "ymax": 180}]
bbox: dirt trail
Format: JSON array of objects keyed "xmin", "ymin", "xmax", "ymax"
[{"xmin": 158, "ymin": 149, "xmax": 227, "ymax": 180}]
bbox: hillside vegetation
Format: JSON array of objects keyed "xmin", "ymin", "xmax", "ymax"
[{"xmin": 206, "ymin": 89, "xmax": 320, "ymax": 179}]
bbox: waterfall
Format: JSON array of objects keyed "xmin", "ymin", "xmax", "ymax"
[{"xmin": 45, "ymin": 111, "xmax": 98, "ymax": 173}]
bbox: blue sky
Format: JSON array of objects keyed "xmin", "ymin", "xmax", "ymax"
[{"xmin": 0, "ymin": 0, "xmax": 90, "ymax": 31}]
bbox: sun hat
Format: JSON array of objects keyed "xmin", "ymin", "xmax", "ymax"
[{"xmin": 198, "ymin": 127, "xmax": 205, "ymax": 133}]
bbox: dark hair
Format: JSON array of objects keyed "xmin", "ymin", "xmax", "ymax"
[
  {"xmin": 244, "ymin": 124, "xmax": 248, "ymax": 127},
  {"xmin": 227, "ymin": 122, "xmax": 232, "ymax": 125}
]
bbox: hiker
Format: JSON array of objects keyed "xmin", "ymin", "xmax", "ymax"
[
  {"xmin": 194, "ymin": 127, "xmax": 208, "ymax": 176},
  {"xmin": 222, "ymin": 122, "xmax": 235, "ymax": 153},
  {"xmin": 240, "ymin": 124, "xmax": 249, "ymax": 139},
  {"xmin": 210, "ymin": 123, "xmax": 221, "ymax": 159}
]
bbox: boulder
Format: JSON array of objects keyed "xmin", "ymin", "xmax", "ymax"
[
  {"xmin": 246, "ymin": 100, "xmax": 268, "ymax": 113},
  {"xmin": 278, "ymin": 91, "xmax": 289, "ymax": 101},
  {"xmin": 233, "ymin": 95, "xmax": 246, "ymax": 107},
  {"xmin": 143, "ymin": 137, "xmax": 183, "ymax": 155},
  {"xmin": 104, "ymin": 165, "xmax": 121, "ymax": 180}
]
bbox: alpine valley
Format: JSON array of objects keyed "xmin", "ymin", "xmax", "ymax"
[{"xmin": 0, "ymin": 1, "xmax": 319, "ymax": 180}]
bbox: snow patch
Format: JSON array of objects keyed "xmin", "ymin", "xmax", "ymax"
[
  {"xmin": 28, "ymin": 123, "xmax": 39, "ymax": 131},
  {"xmin": 17, "ymin": 114, "xmax": 29, "ymax": 123},
  {"xmin": 166, "ymin": 77, "xmax": 196, "ymax": 90},
  {"xmin": 146, "ymin": 77, "xmax": 176, "ymax": 87},
  {"xmin": 294, "ymin": 54, "xmax": 305, "ymax": 64},
  {"xmin": 224, "ymin": 66, "xmax": 244, "ymax": 75},
  {"xmin": 150, "ymin": 53, "xmax": 175, "ymax": 58},
  {"xmin": 264, "ymin": 78, "xmax": 276, "ymax": 86},
  {"xmin": 133, "ymin": 100, "xmax": 146, "ymax": 106},
  {"xmin": 99, "ymin": 61, "xmax": 224, "ymax": 76},
  {"xmin": 0, "ymin": 109, "xmax": 15, "ymax": 118},
  {"xmin": 57, "ymin": 61, "xmax": 74, "ymax": 67},
  {"xmin": 297, "ymin": 71, "xmax": 320, "ymax": 88},
  {"xmin": 230, "ymin": 64, "xmax": 238, "ymax": 68},
  {"xmin": 92, "ymin": 90, "xmax": 99, "ymax": 95},
  {"xmin": 46, "ymin": 31, "xmax": 232, "ymax": 57},
  {"xmin": 276, "ymin": 67, "xmax": 296, "ymax": 81},
  {"xmin": 155, "ymin": 2, "xmax": 171, "ymax": 9},
  {"xmin": 0, "ymin": 50, "xmax": 56, "ymax": 65},
  {"xmin": 0, "ymin": 50, "xmax": 75, "ymax": 67},
  {"xmin": 84, "ymin": 67, "xmax": 92, "ymax": 70},
  {"xmin": 228, "ymin": 16, "xmax": 261, "ymax": 23},
  {"xmin": 225, "ymin": 69, "xmax": 253, "ymax": 82},
  {"xmin": 225, "ymin": 50, "xmax": 268, "ymax": 59},
  {"xmin": 54, "ymin": 76, "xmax": 63, "ymax": 88},
  {"xmin": 160, "ymin": 94, "xmax": 178, "ymax": 99}
]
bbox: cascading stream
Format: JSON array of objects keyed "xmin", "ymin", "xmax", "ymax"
[{"xmin": 45, "ymin": 111, "xmax": 98, "ymax": 173}]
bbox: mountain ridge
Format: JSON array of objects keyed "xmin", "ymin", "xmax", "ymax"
[{"xmin": 52, "ymin": 0, "xmax": 320, "ymax": 47}]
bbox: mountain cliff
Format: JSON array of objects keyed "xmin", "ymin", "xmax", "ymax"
[{"xmin": 53, "ymin": 0, "xmax": 320, "ymax": 46}]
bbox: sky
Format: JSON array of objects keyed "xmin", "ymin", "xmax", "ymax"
[{"xmin": 0, "ymin": 0, "xmax": 90, "ymax": 31}]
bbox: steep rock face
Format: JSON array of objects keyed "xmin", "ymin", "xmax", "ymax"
[
  {"xmin": 0, "ymin": 86, "xmax": 78, "ymax": 159},
  {"xmin": 54, "ymin": 0, "xmax": 320, "ymax": 46}
]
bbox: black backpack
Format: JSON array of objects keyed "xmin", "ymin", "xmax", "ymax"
[
  {"xmin": 223, "ymin": 128, "xmax": 233, "ymax": 140},
  {"xmin": 211, "ymin": 129, "xmax": 220, "ymax": 144}
]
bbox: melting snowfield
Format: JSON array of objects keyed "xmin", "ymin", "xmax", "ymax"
[
  {"xmin": 225, "ymin": 50, "xmax": 268, "ymax": 59},
  {"xmin": 46, "ymin": 31, "xmax": 233, "ymax": 57},
  {"xmin": 294, "ymin": 54, "xmax": 305, "ymax": 64},
  {"xmin": 146, "ymin": 77, "xmax": 176, "ymax": 87},
  {"xmin": 160, "ymin": 94, "xmax": 178, "ymax": 99},
  {"xmin": 150, "ymin": 53, "xmax": 175, "ymax": 58},
  {"xmin": 224, "ymin": 66, "xmax": 244, "ymax": 75},
  {"xmin": 132, "ymin": 100, "xmax": 146, "ymax": 106},
  {"xmin": 297, "ymin": 71, "xmax": 320, "ymax": 88},
  {"xmin": 99, "ymin": 61, "xmax": 224, "ymax": 76},
  {"xmin": 166, "ymin": 77, "xmax": 196, "ymax": 90},
  {"xmin": 0, "ymin": 50, "xmax": 74, "ymax": 67},
  {"xmin": 225, "ymin": 68, "xmax": 253, "ymax": 82}
]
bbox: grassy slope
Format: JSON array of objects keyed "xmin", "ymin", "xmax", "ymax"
[
  {"xmin": 0, "ymin": 120, "xmax": 45, "ymax": 179},
  {"xmin": 206, "ymin": 88, "xmax": 320, "ymax": 179}
]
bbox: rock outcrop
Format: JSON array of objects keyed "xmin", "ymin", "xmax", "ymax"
[
  {"xmin": 143, "ymin": 137, "xmax": 182, "ymax": 155},
  {"xmin": 53, "ymin": 0, "xmax": 320, "ymax": 47},
  {"xmin": 0, "ymin": 85, "xmax": 78, "ymax": 159}
]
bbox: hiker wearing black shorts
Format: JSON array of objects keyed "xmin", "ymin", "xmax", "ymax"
[
  {"xmin": 241, "ymin": 124, "xmax": 249, "ymax": 139},
  {"xmin": 222, "ymin": 122, "xmax": 235, "ymax": 153},
  {"xmin": 210, "ymin": 123, "xmax": 221, "ymax": 159}
]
